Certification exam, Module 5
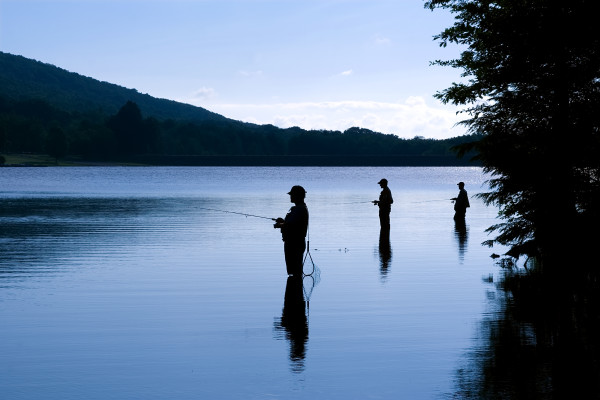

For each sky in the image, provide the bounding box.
[0,0,469,139]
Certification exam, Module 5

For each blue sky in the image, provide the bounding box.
[1,0,468,139]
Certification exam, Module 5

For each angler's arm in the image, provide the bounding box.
[273,217,285,229]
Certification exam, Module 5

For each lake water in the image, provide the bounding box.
[1,166,507,399]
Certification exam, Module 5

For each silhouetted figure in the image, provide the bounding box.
[378,230,393,279]
[274,276,308,373]
[373,178,393,231]
[454,217,468,263]
[274,185,309,277]
[451,181,470,220]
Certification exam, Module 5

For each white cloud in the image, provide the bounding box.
[373,34,391,46]
[339,69,353,76]
[190,87,217,101]
[238,70,263,77]
[198,97,467,140]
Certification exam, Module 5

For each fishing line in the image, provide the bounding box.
[409,194,478,204]
[198,203,319,279]
[195,206,276,221]
[408,199,454,204]
[337,194,478,206]
[334,200,376,205]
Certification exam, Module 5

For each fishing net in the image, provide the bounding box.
[302,241,319,277]
[302,242,321,304]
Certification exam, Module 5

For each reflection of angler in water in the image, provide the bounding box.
[274,276,309,373]
[454,217,468,263]
[378,229,393,280]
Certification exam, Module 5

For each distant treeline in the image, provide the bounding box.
[0,97,479,165]
[0,51,478,166]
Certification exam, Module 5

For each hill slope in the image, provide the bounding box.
[0,51,227,122]
[0,51,480,166]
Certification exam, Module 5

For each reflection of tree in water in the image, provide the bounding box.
[454,218,468,263]
[378,229,392,281]
[452,270,600,399]
[274,276,308,373]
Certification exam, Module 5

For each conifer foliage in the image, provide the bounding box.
[426,0,600,271]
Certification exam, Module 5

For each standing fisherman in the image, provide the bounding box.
[451,181,470,220]
[274,186,309,277]
[373,178,393,232]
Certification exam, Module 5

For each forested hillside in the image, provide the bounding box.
[0,52,479,165]
[0,52,226,122]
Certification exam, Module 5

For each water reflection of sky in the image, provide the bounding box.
[1,166,506,399]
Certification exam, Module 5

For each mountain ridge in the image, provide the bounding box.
[0,51,229,123]
[0,51,480,166]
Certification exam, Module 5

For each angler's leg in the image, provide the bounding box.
[379,210,390,232]
[284,241,306,276]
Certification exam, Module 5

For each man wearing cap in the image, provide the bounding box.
[274,185,309,277]
[373,179,393,231]
[451,182,470,220]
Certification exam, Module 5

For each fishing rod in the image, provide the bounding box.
[409,199,454,204]
[337,200,377,205]
[410,194,479,204]
[195,206,276,221]
[198,204,318,280]
[336,198,477,206]
[338,199,452,205]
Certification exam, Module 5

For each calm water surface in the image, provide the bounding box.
[0,167,505,399]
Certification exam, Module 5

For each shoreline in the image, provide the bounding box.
[1,154,480,167]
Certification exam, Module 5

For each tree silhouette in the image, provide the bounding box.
[107,101,145,155]
[426,0,600,273]
[45,125,68,163]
